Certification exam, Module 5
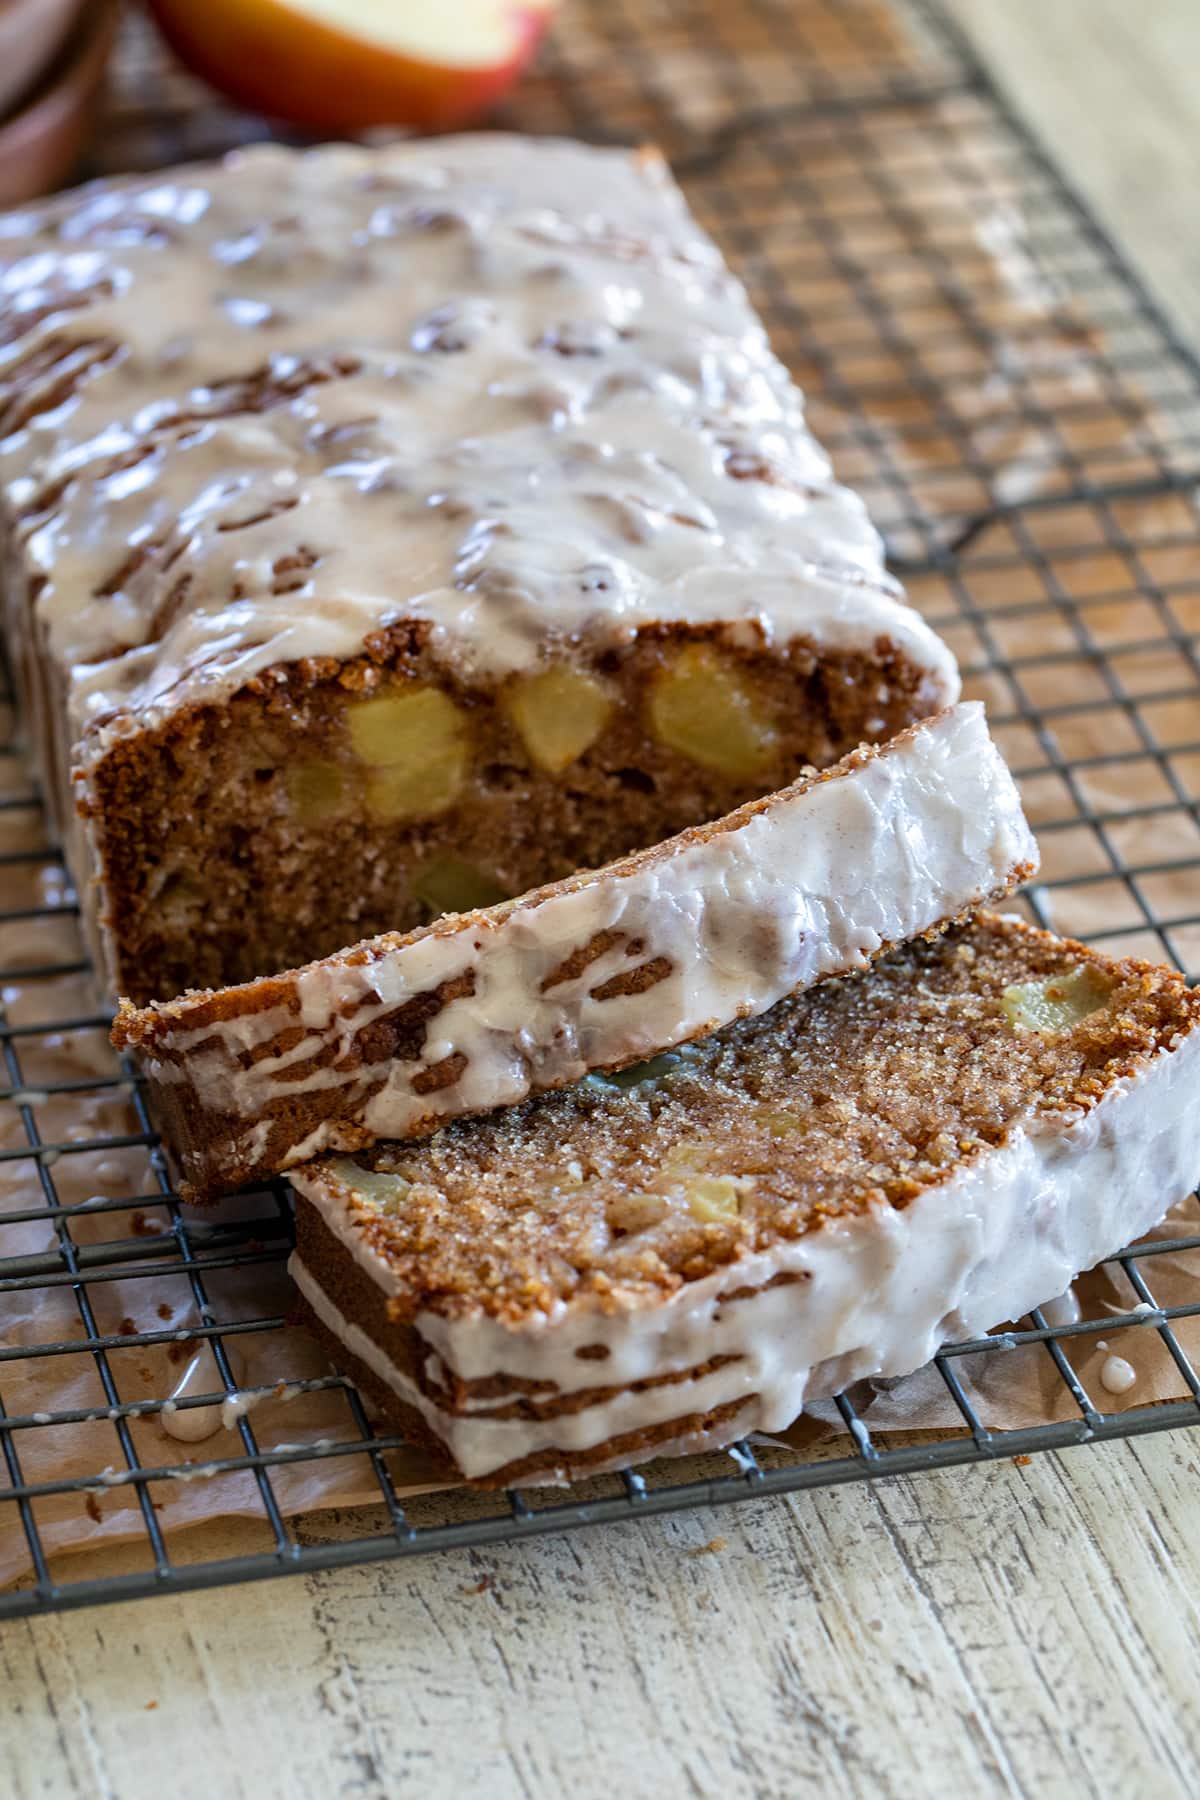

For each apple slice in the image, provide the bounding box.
[146,0,558,132]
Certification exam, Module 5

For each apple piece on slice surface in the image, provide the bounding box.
[146,0,557,132]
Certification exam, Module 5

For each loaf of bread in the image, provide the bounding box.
[288,915,1200,1485]
[0,136,957,1005]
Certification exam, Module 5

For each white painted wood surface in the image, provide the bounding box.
[6,1438,1200,1798]
[6,6,1200,1796]
[949,0,1200,345]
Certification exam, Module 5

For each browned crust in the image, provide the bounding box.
[291,1293,755,1489]
[295,1193,787,1413]
[292,1192,768,1484]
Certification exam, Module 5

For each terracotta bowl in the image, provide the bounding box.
[0,0,85,117]
[0,0,118,207]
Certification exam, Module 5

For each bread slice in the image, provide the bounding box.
[0,135,957,1004]
[286,914,1200,1486]
[114,703,1035,1199]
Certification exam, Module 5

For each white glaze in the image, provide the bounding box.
[0,136,956,759]
[130,703,1035,1187]
[1040,1285,1082,1327]
[159,1339,246,1444]
[289,1012,1200,1481]
[1099,1354,1137,1395]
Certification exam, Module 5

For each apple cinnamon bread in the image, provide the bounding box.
[113,703,1035,1200]
[0,135,957,1004]
[287,914,1200,1485]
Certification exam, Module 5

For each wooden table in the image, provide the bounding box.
[6,6,1200,1795]
[7,1438,1200,1795]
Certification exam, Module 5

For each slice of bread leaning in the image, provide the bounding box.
[114,702,1035,1198]
[287,913,1200,1485]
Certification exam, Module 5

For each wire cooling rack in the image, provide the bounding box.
[2,0,1200,1618]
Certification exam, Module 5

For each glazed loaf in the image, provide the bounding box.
[0,135,957,1004]
[288,915,1200,1485]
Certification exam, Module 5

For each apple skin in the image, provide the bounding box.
[145,0,555,133]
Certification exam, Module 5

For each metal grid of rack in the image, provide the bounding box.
[2,0,1199,1617]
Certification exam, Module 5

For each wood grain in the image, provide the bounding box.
[6,1437,1200,1798]
[6,5,1200,1795]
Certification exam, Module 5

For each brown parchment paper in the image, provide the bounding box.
[3,3,1200,1591]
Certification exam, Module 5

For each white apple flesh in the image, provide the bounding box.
[147,0,558,131]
